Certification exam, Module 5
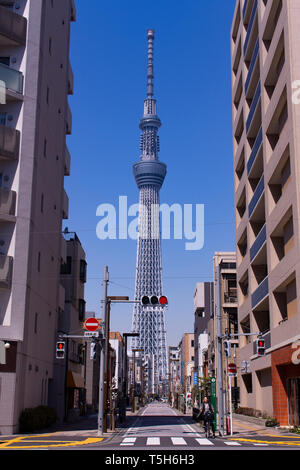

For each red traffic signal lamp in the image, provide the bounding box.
[56,341,65,359]
[141,295,168,306]
[256,338,265,356]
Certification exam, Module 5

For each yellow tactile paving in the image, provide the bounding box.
[229,437,300,446]
[0,434,103,449]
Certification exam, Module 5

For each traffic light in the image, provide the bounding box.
[141,295,168,306]
[56,341,65,359]
[256,338,265,356]
[224,339,231,358]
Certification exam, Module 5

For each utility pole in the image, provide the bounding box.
[98,265,109,437]
[216,264,225,437]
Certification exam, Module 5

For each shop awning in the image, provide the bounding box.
[67,370,85,388]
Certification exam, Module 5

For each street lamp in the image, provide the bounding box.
[131,348,144,412]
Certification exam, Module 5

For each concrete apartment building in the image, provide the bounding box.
[193,282,213,380]
[0,0,76,433]
[109,332,124,394]
[168,345,180,404]
[208,253,239,409]
[231,0,300,425]
[52,232,87,422]
[178,333,195,394]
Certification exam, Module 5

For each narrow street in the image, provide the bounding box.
[92,403,300,451]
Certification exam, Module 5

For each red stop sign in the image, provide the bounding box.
[84,318,99,332]
[228,363,237,374]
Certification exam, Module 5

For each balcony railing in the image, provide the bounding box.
[0,254,13,289]
[249,173,264,217]
[244,0,258,56]
[0,5,27,46]
[0,125,20,160]
[224,293,238,304]
[252,276,269,309]
[0,62,23,95]
[245,39,259,94]
[0,187,16,216]
[246,81,261,134]
[250,224,266,262]
[247,127,262,175]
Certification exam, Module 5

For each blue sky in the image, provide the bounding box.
[65,0,237,346]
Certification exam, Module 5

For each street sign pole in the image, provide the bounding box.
[98,266,109,437]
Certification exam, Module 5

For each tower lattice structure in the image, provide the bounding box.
[131,29,168,395]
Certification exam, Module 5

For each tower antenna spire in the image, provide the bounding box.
[146,29,155,98]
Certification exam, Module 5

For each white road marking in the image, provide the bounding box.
[195,438,214,446]
[224,441,242,446]
[146,437,160,446]
[171,437,187,446]
[120,437,136,446]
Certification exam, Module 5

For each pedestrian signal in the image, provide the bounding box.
[56,341,65,359]
[256,338,265,356]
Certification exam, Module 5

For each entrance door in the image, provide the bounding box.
[288,378,300,426]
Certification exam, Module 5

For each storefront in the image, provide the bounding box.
[271,341,300,426]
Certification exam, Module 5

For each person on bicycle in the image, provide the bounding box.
[199,396,215,438]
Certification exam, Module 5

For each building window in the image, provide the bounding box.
[61,256,72,275]
[78,299,86,321]
[79,260,87,283]
[34,313,38,334]
[191,340,194,347]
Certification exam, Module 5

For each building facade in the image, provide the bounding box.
[51,231,87,423]
[193,282,213,380]
[208,253,239,412]
[178,333,195,395]
[231,0,300,425]
[0,0,76,434]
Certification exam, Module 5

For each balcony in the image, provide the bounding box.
[68,60,74,95]
[0,187,16,217]
[0,125,20,160]
[247,127,262,175]
[249,174,264,217]
[244,0,258,57]
[0,63,23,98]
[62,189,69,220]
[64,145,71,176]
[65,102,72,135]
[245,39,259,94]
[250,224,266,262]
[246,81,261,134]
[0,5,27,46]
[0,254,13,289]
[252,276,269,309]
[224,292,238,304]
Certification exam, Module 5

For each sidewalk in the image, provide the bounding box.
[0,406,144,439]
[231,414,294,437]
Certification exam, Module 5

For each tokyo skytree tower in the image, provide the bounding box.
[131,30,168,394]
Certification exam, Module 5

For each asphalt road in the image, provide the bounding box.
[87,403,300,451]
[2,403,300,452]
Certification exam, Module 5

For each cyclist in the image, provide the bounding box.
[198,396,216,439]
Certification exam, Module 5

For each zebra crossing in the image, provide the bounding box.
[118,436,268,448]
